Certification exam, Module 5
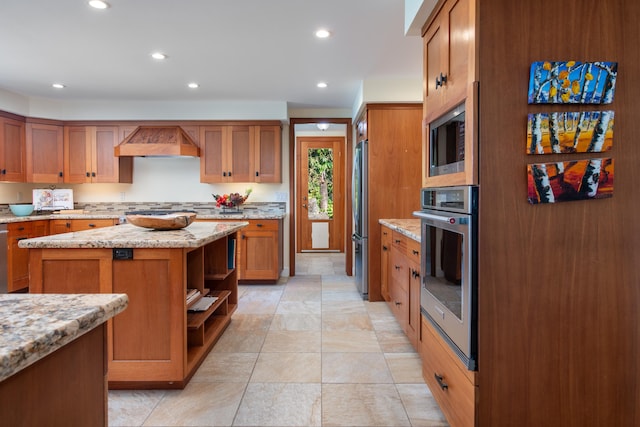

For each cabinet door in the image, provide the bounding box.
[200,126,227,183]
[7,222,31,292]
[93,126,132,183]
[69,219,116,232]
[254,125,281,183]
[380,226,392,301]
[64,126,91,183]
[26,123,64,183]
[49,219,72,235]
[424,15,445,116]
[0,117,26,182]
[228,125,254,182]
[407,259,421,349]
[238,221,279,280]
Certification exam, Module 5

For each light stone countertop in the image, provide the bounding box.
[18,221,248,249]
[379,218,421,242]
[0,293,128,382]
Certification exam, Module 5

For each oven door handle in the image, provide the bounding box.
[414,211,463,224]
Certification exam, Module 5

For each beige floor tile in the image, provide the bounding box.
[234,290,282,315]
[385,352,425,383]
[270,313,322,331]
[261,330,322,352]
[321,313,373,331]
[281,287,322,301]
[142,382,246,426]
[211,330,266,353]
[275,300,321,315]
[225,314,273,332]
[322,330,381,352]
[321,299,367,315]
[396,384,450,426]
[108,390,166,427]
[234,383,322,426]
[321,383,411,426]
[322,289,363,302]
[322,352,393,383]
[376,329,416,352]
[191,352,258,383]
[250,352,321,383]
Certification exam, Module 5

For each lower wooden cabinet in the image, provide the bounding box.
[384,226,421,349]
[49,218,118,235]
[198,218,283,282]
[7,220,49,292]
[421,316,477,427]
[380,227,392,301]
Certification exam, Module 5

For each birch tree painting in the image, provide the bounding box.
[528,61,617,104]
[526,111,614,154]
[527,158,613,204]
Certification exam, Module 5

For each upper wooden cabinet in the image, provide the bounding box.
[64,126,133,184]
[0,116,26,182]
[423,0,474,123]
[26,122,64,183]
[200,124,281,183]
[254,125,281,182]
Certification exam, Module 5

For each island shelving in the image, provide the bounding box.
[21,221,247,389]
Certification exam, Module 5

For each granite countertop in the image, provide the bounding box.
[18,221,248,249]
[0,202,286,224]
[0,293,128,382]
[379,218,421,242]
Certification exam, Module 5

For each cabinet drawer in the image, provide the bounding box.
[391,231,408,253]
[381,226,392,248]
[421,316,475,427]
[243,219,279,231]
[389,249,408,292]
[407,238,421,264]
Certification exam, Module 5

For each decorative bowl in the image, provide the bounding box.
[125,210,197,230]
[9,204,35,217]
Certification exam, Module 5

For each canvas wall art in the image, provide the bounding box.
[527,158,613,204]
[528,61,617,104]
[527,111,614,154]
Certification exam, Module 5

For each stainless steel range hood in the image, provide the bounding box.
[114,126,200,157]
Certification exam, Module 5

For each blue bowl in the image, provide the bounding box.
[9,204,34,216]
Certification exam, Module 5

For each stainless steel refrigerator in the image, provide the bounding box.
[352,139,368,299]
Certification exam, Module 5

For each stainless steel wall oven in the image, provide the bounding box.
[414,185,478,370]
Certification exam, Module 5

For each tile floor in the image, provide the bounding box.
[108,253,448,426]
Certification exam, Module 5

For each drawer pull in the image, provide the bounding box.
[382,245,388,251]
[411,269,420,279]
[395,301,401,306]
[394,265,401,270]
[434,373,449,390]
[412,249,419,255]
[394,239,401,243]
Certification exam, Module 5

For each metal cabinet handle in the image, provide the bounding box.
[256,223,263,227]
[434,373,448,390]
[435,73,448,89]
[255,171,259,177]
[382,245,388,251]
[394,265,401,270]
[412,250,419,255]
[394,239,401,243]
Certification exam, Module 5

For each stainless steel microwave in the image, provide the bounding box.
[429,103,466,177]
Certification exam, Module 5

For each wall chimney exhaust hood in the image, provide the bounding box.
[114,126,200,157]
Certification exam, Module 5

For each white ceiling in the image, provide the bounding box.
[0,0,423,111]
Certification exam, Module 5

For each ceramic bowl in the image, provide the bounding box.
[125,210,197,230]
[9,204,34,216]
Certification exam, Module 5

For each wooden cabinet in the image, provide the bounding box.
[421,316,476,427]
[28,228,239,388]
[200,124,281,183]
[7,220,49,292]
[380,226,392,301]
[383,227,421,350]
[49,218,118,235]
[357,104,423,302]
[0,115,26,182]
[64,126,133,183]
[25,122,64,183]
[423,0,474,123]
[254,125,281,182]
[237,219,282,282]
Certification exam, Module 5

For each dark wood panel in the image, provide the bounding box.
[43,259,102,293]
[476,1,640,425]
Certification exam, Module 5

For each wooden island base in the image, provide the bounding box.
[25,222,245,389]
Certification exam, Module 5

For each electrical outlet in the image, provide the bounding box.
[275,192,288,202]
[16,191,22,202]
[120,192,126,201]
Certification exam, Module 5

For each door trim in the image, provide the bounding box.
[288,118,353,277]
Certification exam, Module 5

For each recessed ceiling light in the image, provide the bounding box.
[88,0,109,9]
[188,83,199,89]
[52,83,65,89]
[317,82,328,88]
[151,52,167,60]
[315,29,331,38]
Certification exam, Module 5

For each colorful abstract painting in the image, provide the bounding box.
[528,61,617,104]
[527,111,614,154]
[527,158,613,204]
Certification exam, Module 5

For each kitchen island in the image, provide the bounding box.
[20,221,247,389]
[0,293,128,426]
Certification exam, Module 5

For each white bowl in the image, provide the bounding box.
[9,204,34,216]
